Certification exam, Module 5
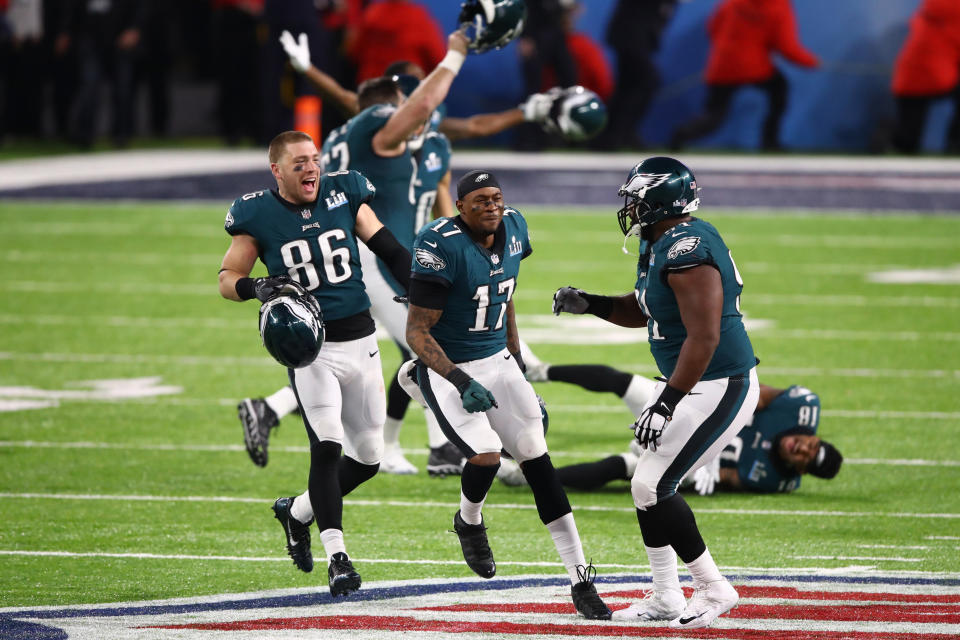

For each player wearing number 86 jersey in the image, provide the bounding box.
[224,168,375,322]
[218,131,413,596]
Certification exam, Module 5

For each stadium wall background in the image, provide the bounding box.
[425,0,948,152]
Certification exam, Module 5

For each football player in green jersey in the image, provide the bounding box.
[498,375,843,494]
[218,130,413,597]
[553,157,759,629]
[404,171,612,621]
[241,32,559,477]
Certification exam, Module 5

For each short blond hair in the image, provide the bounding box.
[268,130,314,164]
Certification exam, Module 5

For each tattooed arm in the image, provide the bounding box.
[406,304,456,376]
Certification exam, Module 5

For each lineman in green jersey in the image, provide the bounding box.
[553,157,759,629]
[404,171,612,621]
[218,131,413,597]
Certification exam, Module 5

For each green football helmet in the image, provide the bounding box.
[259,291,325,369]
[545,86,608,142]
[616,156,701,237]
[459,0,526,54]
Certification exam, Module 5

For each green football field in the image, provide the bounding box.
[1,201,958,609]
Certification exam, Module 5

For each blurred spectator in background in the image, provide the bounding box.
[137,0,172,138]
[212,0,265,146]
[347,0,444,83]
[592,0,676,151]
[315,0,362,132]
[263,0,326,142]
[1,0,45,140]
[63,0,150,148]
[47,0,75,140]
[890,0,960,154]
[670,0,818,151]
[515,0,576,150]
[541,2,613,102]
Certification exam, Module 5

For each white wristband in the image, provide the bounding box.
[438,50,465,74]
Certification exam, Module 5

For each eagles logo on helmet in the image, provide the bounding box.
[616,156,701,238]
[458,0,527,54]
[544,86,608,142]
[259,292,325,369]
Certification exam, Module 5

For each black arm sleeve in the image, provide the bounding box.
[365,227,412,291]
[409,276,450,310]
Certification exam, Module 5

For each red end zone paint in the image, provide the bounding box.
[602,586,960,604]
[420,601,960,624]
[144,615,960,640]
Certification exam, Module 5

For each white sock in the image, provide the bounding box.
[620,452,639,477]
[621,376,656,417]
[685,547,724,585]
[319,528,347,560]
[266,386,299,418]
[425,410,446,448]
[645,545,682,592]
[290,491,314,523]
[546,513,587,584]
[518,340,543,368]
[383,417,402,449]
[458,492,486,525]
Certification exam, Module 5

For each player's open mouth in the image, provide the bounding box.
[302,178,316,193]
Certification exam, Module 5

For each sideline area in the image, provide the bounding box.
[2,150,960,211]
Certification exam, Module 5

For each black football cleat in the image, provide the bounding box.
[327,552,362,596]
[239,398,279,467]
[452,510,496,579]
[272,497,313,573]
[571,562,612,620]
[427,442,466,477]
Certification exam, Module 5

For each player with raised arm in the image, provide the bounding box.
[553,157,759,628]
[218,130,412,597]
[241,9,551,476]
[403,170,612,620]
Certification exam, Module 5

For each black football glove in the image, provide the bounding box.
[632,384,685,452]
[253,275,306,302]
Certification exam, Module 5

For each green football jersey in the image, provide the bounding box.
[634,218,756,380]
[224,170,375,322]
[721,386,821,492]
[413,131,452,233]
[411,209,532,363]
[320,104,418,249]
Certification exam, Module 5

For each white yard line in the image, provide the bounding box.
[2,441,959,468]
[1,351,958,382]
[0,492,957,519]
[791,555,923,563]
[4,313,960,342]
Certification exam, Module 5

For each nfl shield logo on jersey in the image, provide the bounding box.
[300,209,311,219]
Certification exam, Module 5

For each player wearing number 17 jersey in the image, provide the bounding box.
[403,170,612,621]
[553,157,759,628]
[217,131,413,597]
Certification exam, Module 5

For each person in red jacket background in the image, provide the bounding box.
[541,4,613,102]
[890,0,960,153]
[671,0,818,151]
[346,0,445,83]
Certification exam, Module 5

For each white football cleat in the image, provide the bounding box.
[611,588,685,621]
[380,445,418,475]
[669,579,738,629]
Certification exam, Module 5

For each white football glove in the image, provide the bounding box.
[632,404,671,452]
[692,456,720,496]
[552,286,590,315]
[520,90,554,123]
[279,30,311,73]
